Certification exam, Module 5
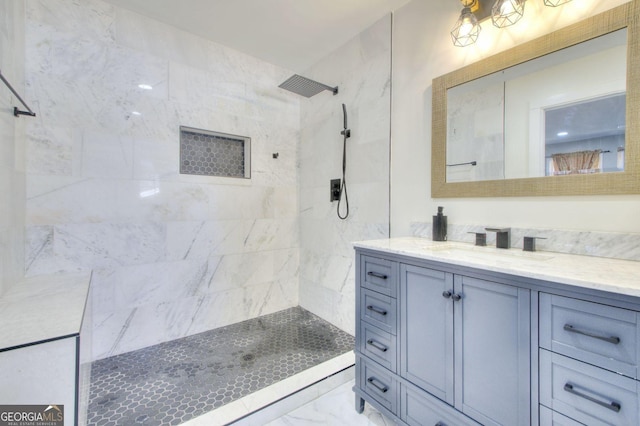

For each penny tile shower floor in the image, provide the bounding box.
[87,307,354,425]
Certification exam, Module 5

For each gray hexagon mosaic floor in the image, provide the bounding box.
[87,307,354,425]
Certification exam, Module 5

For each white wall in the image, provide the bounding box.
[24,0,301,359]
[0,0,26,296]
[298,16,391,335]
[391,0,638,236]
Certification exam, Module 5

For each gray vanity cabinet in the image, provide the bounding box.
[400,264,531,426]
[355,249,530,426]
[355,238,640,425]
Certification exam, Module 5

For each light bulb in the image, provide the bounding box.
[451,7,481,47]
[491,0,525,28]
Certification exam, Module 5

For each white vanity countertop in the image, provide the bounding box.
[0,272,91,351]
[355,237,640,298]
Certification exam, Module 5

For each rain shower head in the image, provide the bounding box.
[278,74,338,98]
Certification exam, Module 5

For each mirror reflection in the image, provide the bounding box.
[446,28,627,183]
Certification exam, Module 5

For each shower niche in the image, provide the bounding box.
[180,126,251,179]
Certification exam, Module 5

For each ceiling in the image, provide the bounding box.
[101,0,411,71]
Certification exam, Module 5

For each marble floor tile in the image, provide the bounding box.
[262,379,393,426]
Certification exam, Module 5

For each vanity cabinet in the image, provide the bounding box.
[539,293,640,425]
[354,238,640,425]
[355,251,530,425]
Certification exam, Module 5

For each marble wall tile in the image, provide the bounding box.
[27,0,116,44]
[81,130,134,179]
[93,277,298,359]
[298,13,392,332]
[25,0,300,359]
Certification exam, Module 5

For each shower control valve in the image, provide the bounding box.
[330,179,341,202]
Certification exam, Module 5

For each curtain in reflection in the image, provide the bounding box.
[551,150,602,175]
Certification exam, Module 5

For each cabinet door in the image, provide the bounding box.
[454,275,531,426]
[400,264,454,405]
[401,382,481,426]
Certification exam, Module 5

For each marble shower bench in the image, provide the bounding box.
[0,272,91,426]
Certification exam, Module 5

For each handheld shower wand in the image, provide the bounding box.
[337,103,351,220]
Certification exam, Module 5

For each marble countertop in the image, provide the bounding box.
[0,272,91,351]
[354,237,640,298]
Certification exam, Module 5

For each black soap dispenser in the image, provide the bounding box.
[432,206,448,241]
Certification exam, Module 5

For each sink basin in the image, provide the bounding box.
[424,243,554,262]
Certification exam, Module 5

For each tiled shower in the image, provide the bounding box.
[2,0,392,419]
[22,0,390,362]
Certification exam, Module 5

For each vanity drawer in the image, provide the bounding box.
[360,255,397,297]
[357,355,399,414]
[539,406,585,426]
[540,349,639,426]
[360,288,397,335]
[359,321,397,372]
[540,293,640,378]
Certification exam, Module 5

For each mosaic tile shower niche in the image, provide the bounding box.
[180,126,251,178]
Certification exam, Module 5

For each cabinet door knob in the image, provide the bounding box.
[442,290,452,299]
[452,293,462,301]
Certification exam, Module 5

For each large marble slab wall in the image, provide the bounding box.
[24,0,301,360]
[0,0,26,296]
[298,16,392,335]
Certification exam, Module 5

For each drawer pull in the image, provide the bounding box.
[367,271,388,280]
[367,377,388,393]
[563,324,621,345]
[563,383,621,413]
[367,339,388,352]
[367,305,388,316]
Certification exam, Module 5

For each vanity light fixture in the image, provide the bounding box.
[451,0,482,47]
[491,0,525,28]
[544,0,572,6]
[451,0,573,46]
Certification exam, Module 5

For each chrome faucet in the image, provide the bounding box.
[485,227,511,249]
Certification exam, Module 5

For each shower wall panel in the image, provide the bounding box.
[0,0,26,296]
[23,0,301,360]
[298,16,392,335]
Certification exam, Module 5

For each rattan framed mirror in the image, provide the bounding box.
[432,0,639,197]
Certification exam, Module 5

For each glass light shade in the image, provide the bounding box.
[451,7,481,47]
[544,0,572,6]
[491,0,525,28]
